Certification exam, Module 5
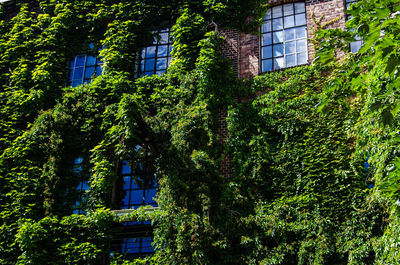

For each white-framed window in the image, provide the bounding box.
[261,2,308,72]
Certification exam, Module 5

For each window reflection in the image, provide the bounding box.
[261,2,308,72]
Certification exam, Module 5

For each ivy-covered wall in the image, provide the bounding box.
[1,0,400,264]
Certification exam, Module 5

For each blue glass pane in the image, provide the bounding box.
[273,31,284,43]
[125,238,140,253]
[156,70,166,76]
[70,58,75,68]
[146,46,156,58]
[159,32,169,44]
[141,237,154,253]
[297,53,307,65]
[296,39,307,53]
[272,6,282,18]
[272,18,283,31]
[262,21,271,33]
[264,9,271,20]
[86,55,96,66]
[285,41,296,54]
[262,33,272,46]
[75,55,86,67]
[283,3,294,16]
[123,176,131,190]
[145,188,156,204]
[295,27,307,39]
[285,28,295,41]
[274,57,284,70]
[96,66,102,76]
[286,54,296,67]
[131,190,144,205]
[157,45,168,57]
[262,46,272,59]
[73,67,84,81]
[273,44,284,57]
[284,16,295,28]
[122,163,131,174]
[84,66,95,79]
[295,14,306,26]
[262,59,273,72]
[122,192,130,206]
[145,59,155,71]
[72,80,82,87]
[295,2,305,13]
[168,45,173,55]
[156,58,167,70]
[82,181,90,191]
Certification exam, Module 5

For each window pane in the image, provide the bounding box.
[297,53,307,64]
[157,45,168,57]
[295,27,307,39]
[96,66,102,76]
[285,28,295,41]
[273,44,284,57]
[273,18,283,30]
[283,3,294,16]
[286,54,296,67]
[262,21,272,33]
[122,192,130,206]
[296,39,307,53]
[145,58,155,71]
[156,70,166,76]
[125,238,140,254]
[264,9,271,20]
[274,57,284,70]
[273,31,284,43]
[285,41,296,54]
[86,55,96,66]
[145,188,156,204]
[295,2,305,13]
[262,59,273,72]
[75,55,86,67]
[159,32,169,44]
[141,237,154,253]
[262,46,272,59]
[73,67,83,80]
[272,6,282,18]
[84,66,95,79]
[123,176,131,190]
[262,33,273,46]
[131,190,144,205]
[145,46,156,58]
[156,58,167,70]
[284,16,295,28]
[295,14,306,26]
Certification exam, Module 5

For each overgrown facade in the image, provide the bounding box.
[1,0,400,264]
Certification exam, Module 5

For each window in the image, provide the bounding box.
[121,236,154,255]
[261,2,308,72]
[68,50,103,87]
[121,145,157,209]
[346,0,362,53]
[139,28,173,76]
[73,157,89,214]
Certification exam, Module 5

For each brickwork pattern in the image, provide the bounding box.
[305,0,346,61]
[238,32,259,79]
[218,108,232,178]
[220,29,239,78]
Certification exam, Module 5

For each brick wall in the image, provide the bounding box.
[220,29,239,78]
[305,0,346,61]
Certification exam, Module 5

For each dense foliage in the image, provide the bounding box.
[1,0,400,264]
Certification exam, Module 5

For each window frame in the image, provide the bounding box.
[260,2,308,73]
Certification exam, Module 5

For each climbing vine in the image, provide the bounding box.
[1,0,400,264]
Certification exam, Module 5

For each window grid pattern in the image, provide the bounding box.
[73,157,89,214]
[346,0,362,53]
[121,145,157,209]
[69,54,103,87]
[121,236,154,255]
[261,2,308,72]
[140,28,173,76]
